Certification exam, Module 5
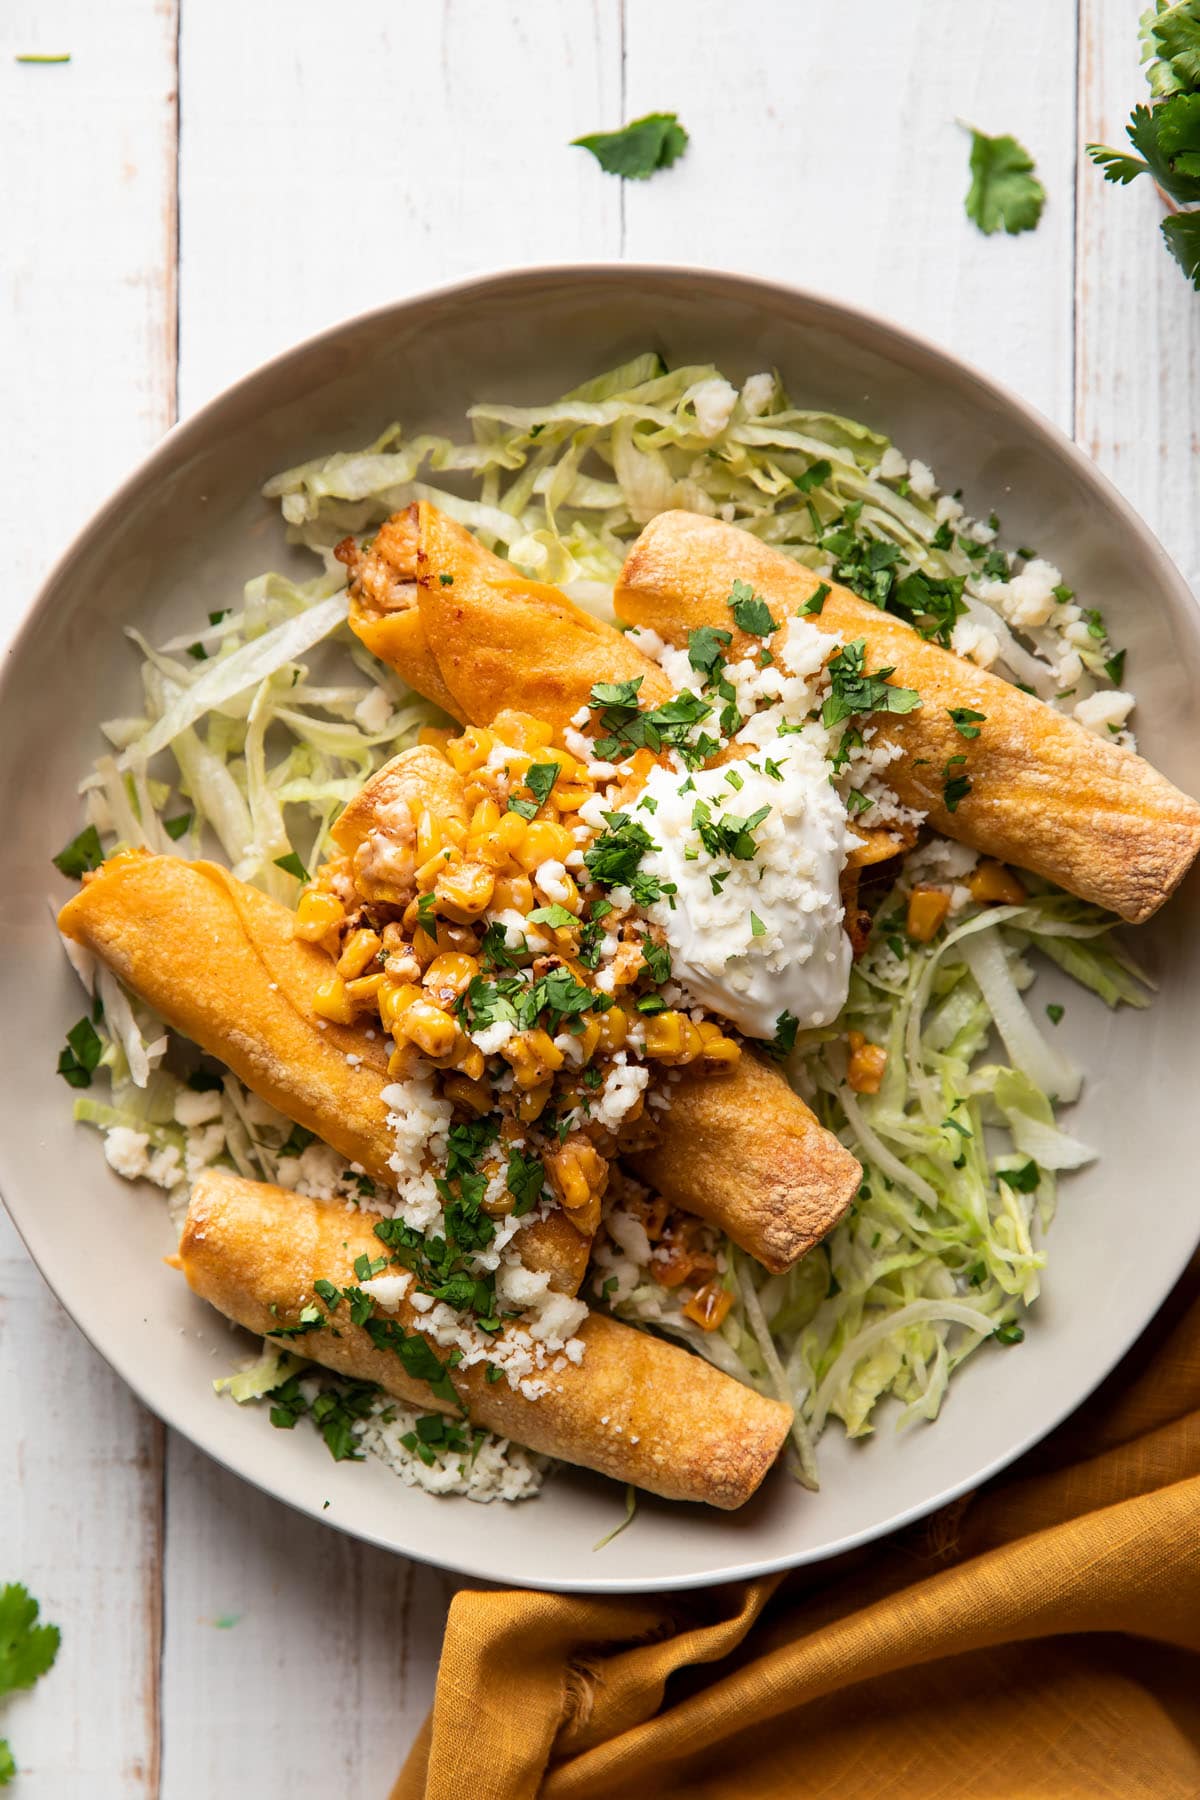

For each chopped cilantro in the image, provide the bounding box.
[52,823,103,878]
[687,624,732,681]
[890,570,967,647]
[583,813,659,889]
[794,457,832,494]
[1046,1002,1064,1025]
[163,812,193,840]
[527,904,578,931]
[821,638,921,728]
[273,851,308,882]
[439,573,454,586]
[749,911,766,938]
[640,936,671,983]
[279,1123,317,1158]
[506,1148,547,1216]
[845,788,872,817]
[727,578,779,637]
[942,755,972,813]
[992,1320,1025,1345]
[56,1015,103,1088]
[1105,648,1127,685]
[186,641,208,661]
[768,1009,799,1059]
[801,580,831,616]
[948,706,986,739]
[1001,1160,1041,1193]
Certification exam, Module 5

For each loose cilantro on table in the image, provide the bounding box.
[0,1582,61,1785]
[571,111,689,181]
[963,123,1046,236]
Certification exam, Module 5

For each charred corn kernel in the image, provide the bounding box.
[502,1028,565,1089]
[547,1139,608,1215]
[453,1044,486,1082]
[496,811,530,853]
[417,725,453,754]
[344,971,384,1006]
[847,1029,887,1094]
[384,950,422,985]
[906,885,952,943]
[470,829,516,872]
[682,1281,734,1332]
[434,859,495,922]
[492,709,553,751]
[596,1006,629,1054]
[396,998,459,1060]
[445,725,494,774]
[312,974,356,1024]
[517,1079,554,1124]
[336,928,382,979]
[378,980,422,1031]
[422,952,479,1000]
[696,1019,741,1065]
[294,889,345,942]
[442,1072,492,1116]
[514,820,576,871]
[967,860,1026,905]
[493,873,534,914]
[409,924,440,968]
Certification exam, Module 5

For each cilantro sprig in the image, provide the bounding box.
[1087,12,1200,289]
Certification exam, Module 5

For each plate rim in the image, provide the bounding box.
[4,259,1197,1592]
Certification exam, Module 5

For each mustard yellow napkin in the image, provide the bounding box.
[394,1261,1200,1800]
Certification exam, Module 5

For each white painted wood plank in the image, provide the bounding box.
[163,6,624,1793]
[622,0,1079,429]
[1077,0,1200,594]
[177,0,624,413]
[0,5,178,1791]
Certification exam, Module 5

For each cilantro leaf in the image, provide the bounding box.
[57,1014,104,1088]
[890,570,967,647]
[948,706,986,739]
[687,625,732,681]
[727,579,779,637]
[0,1739,13,1785]
[1141,0,1200,97]
[571,111,689,180]
[963,124,1046,235]
[821,638,921,728]
[52,824,103,878]
[801,581,831,616]
[1104,647,1127,685]
[1163,209,1200,288]
[794,458,832,494]
[583,813,660,889]
[506,1148,547,1216]
[527,904,578,931]
[1090,96,1200,206]
[0,1585,61,1699]
[273,851,308,882]
[163,812,193,841]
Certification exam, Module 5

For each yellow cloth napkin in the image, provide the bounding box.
[394,1260,1200,1800]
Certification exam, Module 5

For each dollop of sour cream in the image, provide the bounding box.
[626,738,853,1040]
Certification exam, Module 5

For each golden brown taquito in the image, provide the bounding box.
[57,852,589,1294]
[616,511,1200,923]
[632,1053,862,1273]
[335,750,862,1269]
[347,501,674,734]
[181,1170,794,1509]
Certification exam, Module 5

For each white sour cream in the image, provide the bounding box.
[626,739,852,1039]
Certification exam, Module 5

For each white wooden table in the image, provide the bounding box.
[1,2,1196,1792]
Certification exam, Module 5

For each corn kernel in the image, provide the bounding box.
[906,885,952,943]
[967,860,1026,905]
[396,998,459,1060]
[344,971,384,1006]
[496,811,530,853]
[547,1139,608,1215]
[336,928,382,979]
[514,820,576,871]
[468,797,503,838]
[387,1041,421,1081]
[378,980,422,1031]
[422,952,479,1003]
[492,709,552,751]
[442,1073,492,1116]
[434,859,495,923]
[596,1006,628,1054]
[552,781,591,813]
[682,1281,734,1332]
[516,1079,554,1124]
[294,889,345,943]
[502,1028,564,1088]
[493,873,534,914]
[417,726,454,754]
[312,974,356,1025]
[696,1019,741,1065]
[445,725,494,774]
[642,1011,705,1065]
[453,1044,486,1082]
[847,1029,887,1094]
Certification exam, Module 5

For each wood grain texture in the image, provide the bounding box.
[622,0,1079,426]
[1077,0,1200,592]
[0,3,177,1794]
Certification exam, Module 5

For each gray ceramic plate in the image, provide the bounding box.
[3,266,1198,1592]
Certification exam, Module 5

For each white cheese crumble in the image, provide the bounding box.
[1073,689,1136,736]
[690,376,738,439]
[739,371,776,417]
[353,686,393,735]
[353,1400,545,1501]
[592,1057,650,1132]
[624,737,853,1038]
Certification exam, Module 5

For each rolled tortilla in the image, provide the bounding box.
[347,501,674,734]
[57,851,589,1295]
[616,511,1200,924]
[181,1169,793,1509]
[631,1052,862,1272]
[331,748,863,1270]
